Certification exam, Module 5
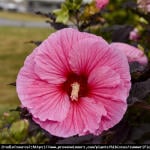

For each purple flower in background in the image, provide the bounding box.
[137,0,150,13]
[129,28,140,41]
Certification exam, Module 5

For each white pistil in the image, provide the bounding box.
[70,82,80,101]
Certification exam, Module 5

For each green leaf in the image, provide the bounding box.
[81,1,99,19]
[65,0,82,10]
[53,4,69,24]
[9,119,29,142]
[0,128,12,144]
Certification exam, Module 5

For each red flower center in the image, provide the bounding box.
[61,73,89,101]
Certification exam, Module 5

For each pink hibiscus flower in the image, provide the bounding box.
[110,42,148,65]
[96,0,109,9]
[16,28,131,137]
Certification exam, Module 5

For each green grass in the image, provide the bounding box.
[0,11,46,22]
[0,26,54,115]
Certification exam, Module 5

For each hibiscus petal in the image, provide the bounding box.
[16,50,70,122]
[96,46,131,92]
[88,66,128,102]
[17,72,70,122]
[29,88,70,122]
[88,66,120,88]
[87,57,128,132]
[33,97,107,137]
[34,28,105,84]
[69,38,109,75]
[97,46,131,88]
[110,42,148,65]
[95,98,127,134]
[92,83,129,103]
[34,41,69,84]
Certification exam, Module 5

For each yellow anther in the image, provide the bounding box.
[70,82,80,101]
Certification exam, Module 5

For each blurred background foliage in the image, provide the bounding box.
[0,0,150,144]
